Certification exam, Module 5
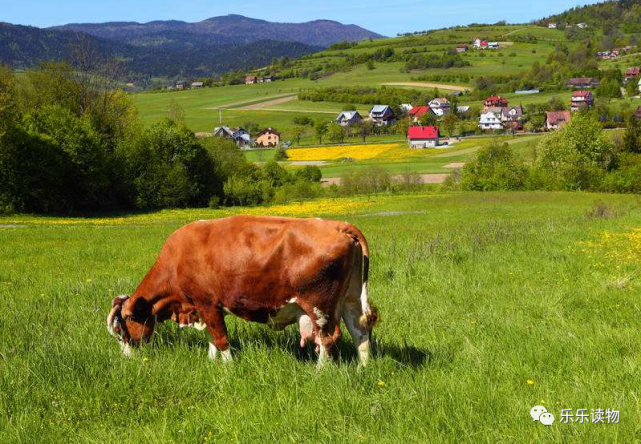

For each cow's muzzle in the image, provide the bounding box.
[107,295,132,355]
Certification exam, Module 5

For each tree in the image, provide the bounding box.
[534,113,613,190]
[419,111,438,127]
[166,99,185,124]
[356,120,373,142]
[315,121,329,144]
[328,123,345,143]
[119,121,217,209]
[623,114,641,154]
[290,125,307,145]
[442,113,459,137]
[626,77,639,98]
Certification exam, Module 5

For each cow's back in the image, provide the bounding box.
[161,216,357,321]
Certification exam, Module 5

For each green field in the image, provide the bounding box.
[133,24,575,138]
[1,191,640,442]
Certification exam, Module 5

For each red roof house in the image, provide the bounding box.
[483,96,508,110]
[545,111,571,130]
[408,126,440,148]
[626,67,640,81]
[408,106,433,121]
[570,91,594,111]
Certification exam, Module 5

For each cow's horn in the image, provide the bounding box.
[107,295,129,339]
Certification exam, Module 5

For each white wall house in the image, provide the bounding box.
[479,108,504,130]
[428,98,451,117]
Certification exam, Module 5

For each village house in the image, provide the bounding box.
[369,105,394,126]
[191,82,204,89]
[176,82,186,91]
[483,96,508,111]
[408,126,440,148]
[428,98,451,117]
[487,42,500,50]
[479,107,504,130]
[577,22,588,29]
[245,75,257,85]
[408,106,433,123]
[256,128,281,147]
[213,126,253,148]
[455,44,468,53]
[625,68,640,83]
[545,111,571,131]
[566,77,599,89]
[570,91,594,112]
[473,38,489,49]
[335,111,363,127]
[400,104,414,113]
[501,106,523,123]
[548,23,557,29]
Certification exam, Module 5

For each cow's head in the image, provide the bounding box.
[107,295,156,356]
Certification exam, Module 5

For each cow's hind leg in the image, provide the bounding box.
[301,302,340,368]
[343,275,372,367]
[200,307,232,363]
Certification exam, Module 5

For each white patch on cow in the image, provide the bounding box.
[193,321,207,331]
[316,343,329,369]
[120,342,133,357]
[221,349,233,363]
[287,297,298,304]
[342,304,371,367]
[316,217,322,221]
[223,307,233,316]
[313,307,328,327]
[357,340,370,367]
[179,323,191,329]
[208,342,218,360]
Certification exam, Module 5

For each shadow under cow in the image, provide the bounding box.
[148,323,430,368]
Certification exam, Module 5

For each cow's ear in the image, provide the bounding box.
[122,296,152,321]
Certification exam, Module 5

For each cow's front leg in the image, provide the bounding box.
[201,307,232,363]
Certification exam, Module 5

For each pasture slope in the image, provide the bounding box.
[1,191,640,443]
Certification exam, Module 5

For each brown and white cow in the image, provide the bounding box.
[107,216,377,366]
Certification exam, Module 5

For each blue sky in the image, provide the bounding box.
[5,1,597,35]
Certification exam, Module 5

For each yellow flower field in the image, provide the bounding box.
[0,198,377,226]
[286,143,440,161]
[580,228,641,266]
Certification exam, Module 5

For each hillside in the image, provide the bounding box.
[538,0,641,33]
[51,15,384,48]
[0,22,320,79]
[0,22,136,70]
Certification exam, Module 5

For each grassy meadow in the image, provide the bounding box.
[1,191,640,443]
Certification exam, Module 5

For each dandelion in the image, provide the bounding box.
[86,278,92,283]
[526,379,535,386]
[377,380,386,387]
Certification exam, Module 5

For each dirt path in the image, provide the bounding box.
[382,82,470,92]
[322,173,449,187]
[237,95,297,110]
[204,93,297,110]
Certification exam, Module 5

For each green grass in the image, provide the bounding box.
[1,191,640,443]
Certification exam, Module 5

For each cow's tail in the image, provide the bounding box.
[344,224,379,330]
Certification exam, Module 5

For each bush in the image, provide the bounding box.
[295,165,323,183]
[461,140,529,191]
[602,153,641,193]
[533,113,613,191]
[223,175,264,207]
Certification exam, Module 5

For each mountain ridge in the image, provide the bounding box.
[50,14,384,47]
